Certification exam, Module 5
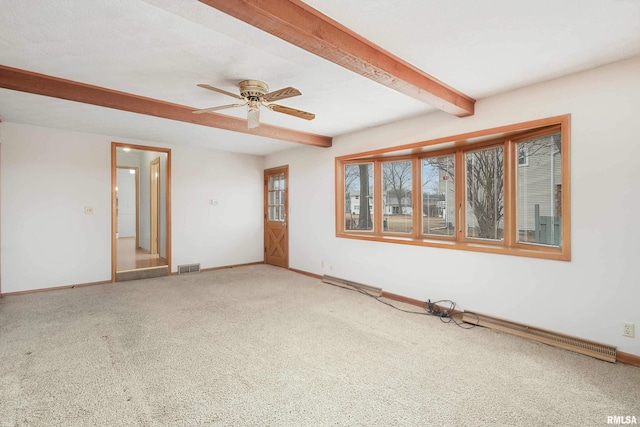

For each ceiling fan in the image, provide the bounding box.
[193,80,315,128]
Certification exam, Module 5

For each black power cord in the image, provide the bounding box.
[350,287,479,329]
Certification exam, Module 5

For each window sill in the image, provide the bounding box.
[336,232,570,261]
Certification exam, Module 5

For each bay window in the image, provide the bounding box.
[335,115,570,261]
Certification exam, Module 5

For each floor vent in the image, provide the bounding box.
[462,312,617,363]
[322,275,382,297]
[177,263,201,275]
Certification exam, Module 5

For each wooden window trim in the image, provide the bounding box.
[336,115,571,261]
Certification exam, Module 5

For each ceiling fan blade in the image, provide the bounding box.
[263,87,301,102]
[268,104,315,120]
[197,83,244,100]
[247,107,260,129]
[192,103,245,114]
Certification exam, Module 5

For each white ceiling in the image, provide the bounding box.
[1,0,639,155]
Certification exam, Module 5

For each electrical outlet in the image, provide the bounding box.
[623,322,635,338]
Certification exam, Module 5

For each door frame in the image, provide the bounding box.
[111,142,172,282]
[149,157,160,255]
[264,165,289,268]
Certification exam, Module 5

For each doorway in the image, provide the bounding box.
[264,166,288,268]
[112,143,171,281]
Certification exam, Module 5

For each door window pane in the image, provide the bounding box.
[466,146,504,240]
[422,156,455,236]
[517,132,562,247]
[267,173,285,222]
[382,160,413,233]
[344,163,374,231]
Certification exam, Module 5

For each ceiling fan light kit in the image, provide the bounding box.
[194,79,315,128]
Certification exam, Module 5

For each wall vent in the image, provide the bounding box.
[462,312,617,363]
[177,263,200,275]
[322,275,382,297]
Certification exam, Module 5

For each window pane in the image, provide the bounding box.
[466,146,504,240]
[344,163,374,231]
[267,172,285,222]
[517,132,562,247]
[422,156,455,236]
[382,160,413,233]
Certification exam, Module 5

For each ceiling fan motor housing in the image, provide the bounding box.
[240,80,269,100]
[194,79,314,125]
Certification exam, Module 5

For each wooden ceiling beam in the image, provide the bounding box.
[199,0,475,117]
[0,65,332,148]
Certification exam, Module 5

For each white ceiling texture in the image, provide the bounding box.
[1,0,639,155]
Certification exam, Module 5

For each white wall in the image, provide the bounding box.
[116,168,136,237]
[0,123,264,293]
[171,145,264,269]
[265,56,640,356]
[0,124,112,290]
[116,151,142,242]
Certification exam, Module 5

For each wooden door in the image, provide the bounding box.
[150,157,160,255]
[264,166,288,268]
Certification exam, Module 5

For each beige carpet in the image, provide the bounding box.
[0,265,638,426]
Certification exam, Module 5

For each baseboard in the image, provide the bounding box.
[381,291,466,318]
[0,280,112,298]
[381,291,425,308]
[617,351,640,367]
[322,275,382,296]
[289,268,323,280]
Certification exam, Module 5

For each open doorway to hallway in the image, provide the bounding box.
[112,143,171,281]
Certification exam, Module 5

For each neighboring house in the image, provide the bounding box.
[348,191,424,216]
[517,133,562,245]
[422,192,446,219]
[383,191,413,215]
[346,193,372,215]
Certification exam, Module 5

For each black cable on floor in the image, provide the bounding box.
[350,287,479,329]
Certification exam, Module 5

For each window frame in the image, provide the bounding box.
[380,156,415,237]
[335,115,571,261]
[462,142,506,244]
[342,160,376,234]
[419,149,457,240]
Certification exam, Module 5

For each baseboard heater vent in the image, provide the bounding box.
[322,275,382,297]
[177,263,201,275]
[462,312,617,363]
